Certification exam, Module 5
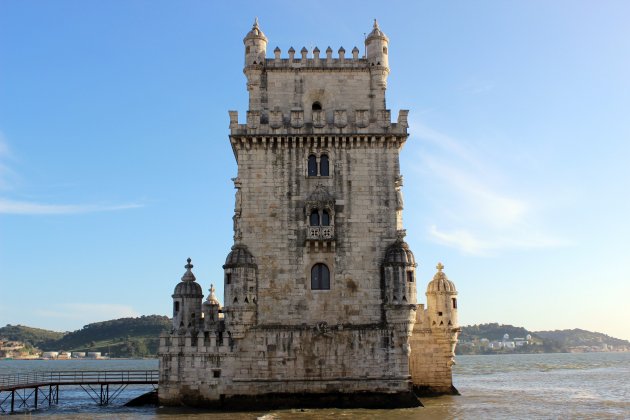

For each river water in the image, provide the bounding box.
[1,352,628,418]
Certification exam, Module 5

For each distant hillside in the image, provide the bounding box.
[1,316,172,358]
[535,328,630,350]
[0,324,65,347]
[459,323,535,342]
[458,323,630,354]
[43,315,171,357]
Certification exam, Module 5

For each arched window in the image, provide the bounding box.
[321,210,330,226]
[308,154,317,176]
[309,209,320,226]
[320,154,329,176]
[312,102,322,111]
[311,263,330,290]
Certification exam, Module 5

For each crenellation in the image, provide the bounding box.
[159,20,459,409]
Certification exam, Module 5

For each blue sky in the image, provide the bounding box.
[1,1,629,340]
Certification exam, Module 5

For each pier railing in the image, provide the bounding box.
[0,370,159,413]
[0,370,158,391]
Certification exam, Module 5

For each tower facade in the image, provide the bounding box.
[158,20,460,408]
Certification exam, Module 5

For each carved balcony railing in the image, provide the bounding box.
[307,226,335,241]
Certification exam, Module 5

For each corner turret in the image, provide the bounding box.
[426,263,458,328]
[365,19,389,69]
[172,258,203,332]
[243,17,267,67]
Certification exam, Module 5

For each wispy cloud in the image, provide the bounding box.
[34,303,139,325]
[0,131,143,215]
[409,119,566,255]
[0,199,142,215]
[459,79,495,95]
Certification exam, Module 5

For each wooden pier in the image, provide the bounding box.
[0,370,158,414]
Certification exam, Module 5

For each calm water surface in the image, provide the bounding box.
[1,352,628,418]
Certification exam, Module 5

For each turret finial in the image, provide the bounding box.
[181,257,196,282]
[253,17,259,29]
[373,19,379,29]
[210,284,216,296]
[436,262,444,272]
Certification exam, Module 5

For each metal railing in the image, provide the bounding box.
[0,370,158,391]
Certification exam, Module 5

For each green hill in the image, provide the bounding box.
[535,328,630,350]
[1,315,172,358]
[457,323,630,354]
[459,323,535,342]
[0,324,65,347]
[43,315,172,357]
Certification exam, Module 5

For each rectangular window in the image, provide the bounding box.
[226,273,232,285]
[452,298,457,309]
[407,271,414,282]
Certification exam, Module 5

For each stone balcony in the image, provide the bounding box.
[307,226,335,241]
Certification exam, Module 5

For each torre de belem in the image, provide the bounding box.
[158,20,460,409]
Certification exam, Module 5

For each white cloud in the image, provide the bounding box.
[0,199,142,215]
[34,304,139,325]
[409,119,566,255]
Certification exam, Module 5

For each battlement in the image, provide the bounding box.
[243,46,383,70]
[228,109,409,136]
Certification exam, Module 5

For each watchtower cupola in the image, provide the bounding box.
[172,258,203,332]
[365,19,389,69]
[426,262,459,328]
[243,17,268,67]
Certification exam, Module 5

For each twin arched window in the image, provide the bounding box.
[308,154,329,177]
[309,209,330,226]
[311,263,330,290]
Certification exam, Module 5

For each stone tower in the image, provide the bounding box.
[158,20,460,409]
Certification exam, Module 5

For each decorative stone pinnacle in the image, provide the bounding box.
[253,17,259,29]
[374,19,379,29]
[210,284,215,295]
[436,262,444,272]
[181,258,196,282]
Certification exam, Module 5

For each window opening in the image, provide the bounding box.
[174,301,180,314]
[452,298,457,309]
[407,271,414,282]
[309,210,320,226]
[226,273,232,285]
[312,102,322,111]
[311,263,330,290]
[308,155,318,176]
[320,154,329,176]
[321,210,330,226]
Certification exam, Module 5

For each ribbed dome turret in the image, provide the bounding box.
[427,263,457,293]
[366,19,388,42]
[223,245,256,268]
[383,239,416,266]
[173,258,202,297]
[243,17,267,42]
